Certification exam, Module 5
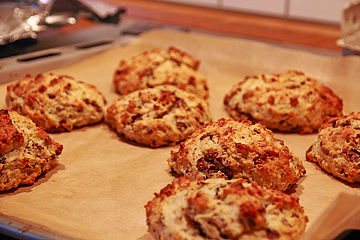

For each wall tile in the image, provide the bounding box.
[289,0,353,23]
[159,0,219,8]
[222,0,286,16]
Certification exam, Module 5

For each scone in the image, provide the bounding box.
[168,118,305,191]
[106,85,212,147]
[0,109,63,191]
[224,70,343,134]
[145,177,308,240]
[6,73,107,132]
[306,112,360,183]
[113,46,209,99]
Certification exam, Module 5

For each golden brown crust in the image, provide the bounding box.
[0,110,63,191]
[306,112,360,183]
[6,73,106,132]
[145,178,308,240]
[168,118,305,191]
[224,70,343,134]
[106,85,212,147]
[0,109,24,154]
[113,46,209,99]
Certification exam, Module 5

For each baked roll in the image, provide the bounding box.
[113,46,209,99]
[145,177,308,240]
[224,70,343,133]
[169,118,305,191]
[306,112,360,183]
[0,109,63,191]
[106,85,211,147]
[6,73,107,132]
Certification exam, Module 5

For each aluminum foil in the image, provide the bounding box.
[0,0,125,45]
[0,1,51,45]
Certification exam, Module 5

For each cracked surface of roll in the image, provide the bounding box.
[169,118,305,191]
[106,85,212,147]
[306,112,360,183]
[0,109,63,191]
[6,73,107,132]
[224,70,343,133]
[145,177,308,240]
[113,46,209,99]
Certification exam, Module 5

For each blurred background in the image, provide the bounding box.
[0,0,359,63]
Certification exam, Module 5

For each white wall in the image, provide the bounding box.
[157,0,355,24]
[222,0,286,16]
[162,0,218,7]
[288,0,353,23]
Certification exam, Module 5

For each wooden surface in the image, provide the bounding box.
[102,0,342,52]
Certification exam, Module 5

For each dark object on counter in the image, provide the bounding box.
[334,229,360,240]
[89,8,126,24]
[0,38,38,58]
[49,0,126,25]
[342,48,360,56]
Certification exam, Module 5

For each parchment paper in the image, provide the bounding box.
[0,29,359,240]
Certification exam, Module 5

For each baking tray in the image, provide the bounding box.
[0,29,359,240]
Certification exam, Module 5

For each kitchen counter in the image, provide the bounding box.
[104,0,342,52]
[0,0,342,60]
